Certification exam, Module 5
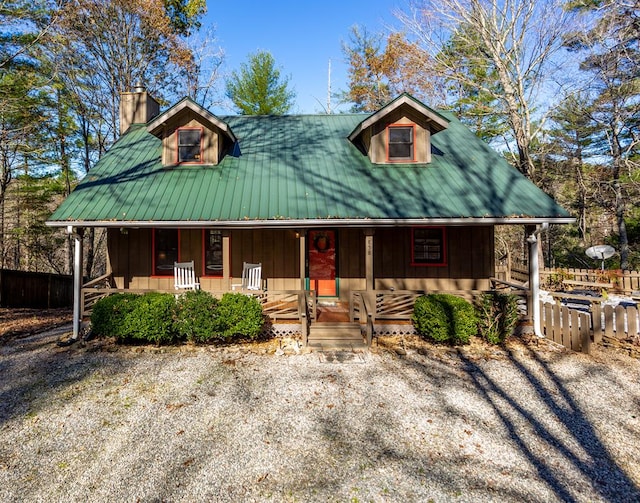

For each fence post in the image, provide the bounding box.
[580,312,591,354]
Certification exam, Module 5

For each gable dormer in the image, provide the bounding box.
[146,97,236,166]
[348,93,449,164]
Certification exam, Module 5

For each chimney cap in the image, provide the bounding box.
[133,83,146,93]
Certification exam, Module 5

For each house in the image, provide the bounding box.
[46,88,572,343]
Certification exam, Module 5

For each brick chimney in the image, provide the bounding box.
[119,84,160,135]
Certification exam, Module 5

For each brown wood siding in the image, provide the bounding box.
[161,112,220,165]
[370,106,431,164]
[337,229,365,278]
[374,226,494,291]
[230,229,300,290]
[107,225,494,295]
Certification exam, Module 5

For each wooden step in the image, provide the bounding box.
[308,322,366,350]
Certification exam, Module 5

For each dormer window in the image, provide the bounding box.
[348,94,449,165]
[387,125,415,162]
[178,128,203,163]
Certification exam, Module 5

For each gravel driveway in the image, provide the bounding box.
[1,327,639,502]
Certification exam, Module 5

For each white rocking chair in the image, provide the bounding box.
[174,261,200,291]
[232,262,263,292]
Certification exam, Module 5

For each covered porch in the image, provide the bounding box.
[68,223,548,347]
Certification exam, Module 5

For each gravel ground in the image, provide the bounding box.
[1,328,639,503]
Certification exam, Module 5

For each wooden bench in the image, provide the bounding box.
[562,279,613,290]
[550,291,606,307]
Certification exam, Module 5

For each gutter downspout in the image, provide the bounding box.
[527,223,548,338]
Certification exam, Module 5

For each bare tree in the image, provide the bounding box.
[565,0,640,270]
[397,0,575,180]
[182,26,225,109]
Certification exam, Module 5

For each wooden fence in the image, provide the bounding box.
[496,260,640,294]
[0,269,73,308]
[540,267,640,294]
[540,301,639,354]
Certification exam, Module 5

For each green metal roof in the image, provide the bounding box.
[47,109,571,228]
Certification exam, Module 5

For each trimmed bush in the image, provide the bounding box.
[175,290,220,343]
[412,294,450,343]
[91,291,264,345]
[412,293,477,345]
[121,292,177,345]
[475,292,520,344]
[214,293,264,340]
[91,293,140,338]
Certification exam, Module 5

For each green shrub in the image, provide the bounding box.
[214,293,264,340]
[412,294,450,342]
[412,293,477,345]
[91,293,140,338]
[475,292,520,344]
[121,292,177,345]
[175,290,220,343]
[91,291,264,345]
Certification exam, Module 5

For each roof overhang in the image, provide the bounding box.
[348,93,450,143]
[46,216,575,230]
[146,97,237,144]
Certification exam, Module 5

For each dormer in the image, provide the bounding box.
[146,97,237,166]
[348,93,449,164]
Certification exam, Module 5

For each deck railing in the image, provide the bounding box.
[80,280,316,339]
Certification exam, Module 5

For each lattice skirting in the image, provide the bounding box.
[373,324,417,336]
[263,324,303,338]
[262,323,417,338]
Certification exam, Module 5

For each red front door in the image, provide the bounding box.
[308,230,337,296]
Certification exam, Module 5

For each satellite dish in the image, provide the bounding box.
[585,245,615,270]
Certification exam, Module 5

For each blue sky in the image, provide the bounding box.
[204,1,401,114]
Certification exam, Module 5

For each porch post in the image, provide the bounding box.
[222,230,231,288]
[299,230,306,290]
[68,226,84,340]
[526,224,545,338]
[364,229,375,291]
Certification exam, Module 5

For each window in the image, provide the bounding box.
[388,125,414,162]
[153,229,179,275]
[203,230,223,276]
[177,128,202,163]
[412,227,446,266]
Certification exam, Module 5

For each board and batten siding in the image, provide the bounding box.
[374,226,494,291]
[229,229,300,291]
[107,225,494,296]
[369,107,432,164]
[160,112,221,165]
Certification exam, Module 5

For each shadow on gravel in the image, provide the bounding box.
[457,348,640,503]
[0,329,129,427]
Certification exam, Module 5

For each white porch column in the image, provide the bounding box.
[68,226,84,340]
[527,224,547,338]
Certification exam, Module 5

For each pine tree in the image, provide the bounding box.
[225,51,296,115]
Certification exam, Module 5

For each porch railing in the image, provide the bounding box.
[80,279,316,340]
[81,272,115,316]
[350,290,425,323]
